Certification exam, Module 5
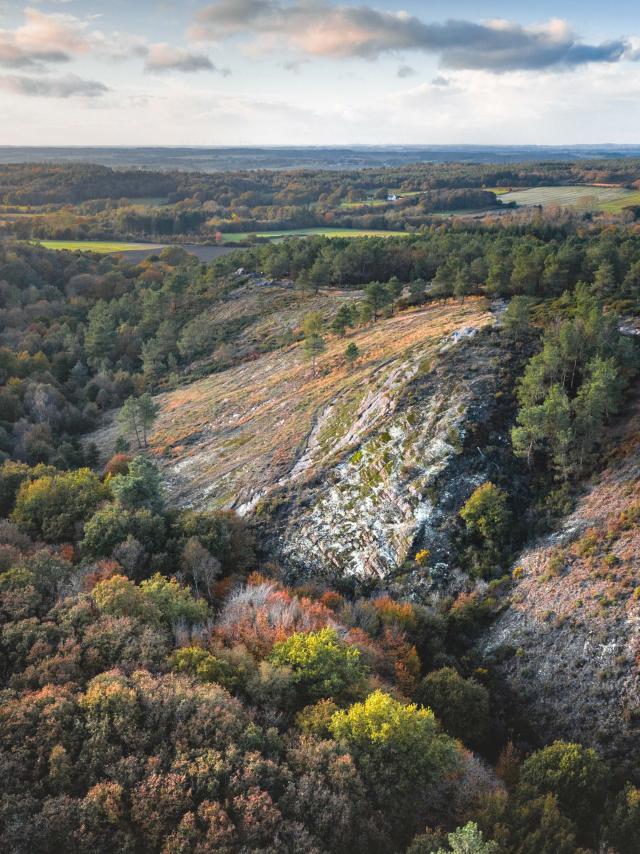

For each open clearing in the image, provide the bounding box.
[88,294,492,511]
[500,185,640,210]
[220,228,411,242]
[31,240,166,253]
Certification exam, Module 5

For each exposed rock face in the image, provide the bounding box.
[265,326,525,588]
[481,395,640,772]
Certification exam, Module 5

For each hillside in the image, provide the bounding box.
[483,388,640,771]
[89,292,520,583]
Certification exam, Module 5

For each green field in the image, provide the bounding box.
[220,228,411,242]
[31,240,165,253]
[499,185,640,211]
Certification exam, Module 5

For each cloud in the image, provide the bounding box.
[0,7,89,68]
[190,2,629,72]
[397,64,416,78]
[0,72,108,97]
[144,43,228,74]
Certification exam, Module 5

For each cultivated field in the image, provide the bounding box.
[219,228,411,242]
[500,185,640,210]
[32,240,166,253]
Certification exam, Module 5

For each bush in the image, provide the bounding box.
[329,690,460,843]
[81,505,166,560]
[269,627,366,706]
[517,740,606,835]
[12,468,108,542]
[418,667,490,748]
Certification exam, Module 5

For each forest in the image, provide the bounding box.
[2,158,640,245]
[0,169,640,853]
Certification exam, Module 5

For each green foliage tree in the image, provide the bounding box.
[302,311,326,377]
[12,468,107,542]
[270,627,365,705]
[331,303,356,337]
[110,456,164,513]
[435,822,499,854]
[417,667,490,748]
[364,282,392,320]
[93,572,208,627]
[503,296,532,337]
[459,482,511,577]
[517,740,606,835]
[81,504,167,559]
[606,785,640,854]
[345,342,359,369]
[511,291,635,479]
[117,394,160,450]
[453,266,472,304]
[329,690,459,842]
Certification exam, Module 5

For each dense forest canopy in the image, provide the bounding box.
[0,159,640,853]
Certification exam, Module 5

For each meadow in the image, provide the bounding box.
[31,239,165,253]
[219,227,411,242]
[499,184,640,210]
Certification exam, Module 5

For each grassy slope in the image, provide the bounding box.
[485,387,640,760]
[89,293,492,511]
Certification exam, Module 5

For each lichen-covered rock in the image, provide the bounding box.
[264,327,525,588]
[481,397,640,770]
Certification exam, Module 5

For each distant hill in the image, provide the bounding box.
[3,144,640,171]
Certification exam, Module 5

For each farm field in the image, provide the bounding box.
[220,227,411,242]
[31,239,166,253]
[500,184,640,210]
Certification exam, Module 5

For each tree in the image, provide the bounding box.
[364,282,391,321]
[269,627,365,705]
[453,266,471,304]
[331,304,355,337]
[329,690,460,844]
[459,482,511,576]
[110,456,164,513]
[81,504,166,561]
[517,740,606,835]
[418,667,490,748]
[84,301,116,370]
[180,536,221,599]
[117,394,160,449]
[12,468,107,542]
[434,822,499,854]
[302,311,326,377]
[503,296,532,337]
[345,342,359,369]
[308,257,331,294]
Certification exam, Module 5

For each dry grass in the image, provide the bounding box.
[89,292,492,510]
[509,391,640,627]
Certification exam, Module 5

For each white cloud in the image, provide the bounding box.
[0,72,108,97]
[191,1,629,72]
[144,43,228,74]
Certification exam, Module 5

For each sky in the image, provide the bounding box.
[1,0,640,146]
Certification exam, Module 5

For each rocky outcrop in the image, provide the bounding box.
[481,394,640,772]
[264,326,526,589]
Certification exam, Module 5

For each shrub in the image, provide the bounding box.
[329,690,460,844]
[418,667,490,748]
[12,468,108,542]
[269,627,366,705]
[517,740,606,834]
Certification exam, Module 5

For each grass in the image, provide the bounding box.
[499,185,640,211]
[220,228,411,243]
[87,295,492,511]
[29,240,166,254]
